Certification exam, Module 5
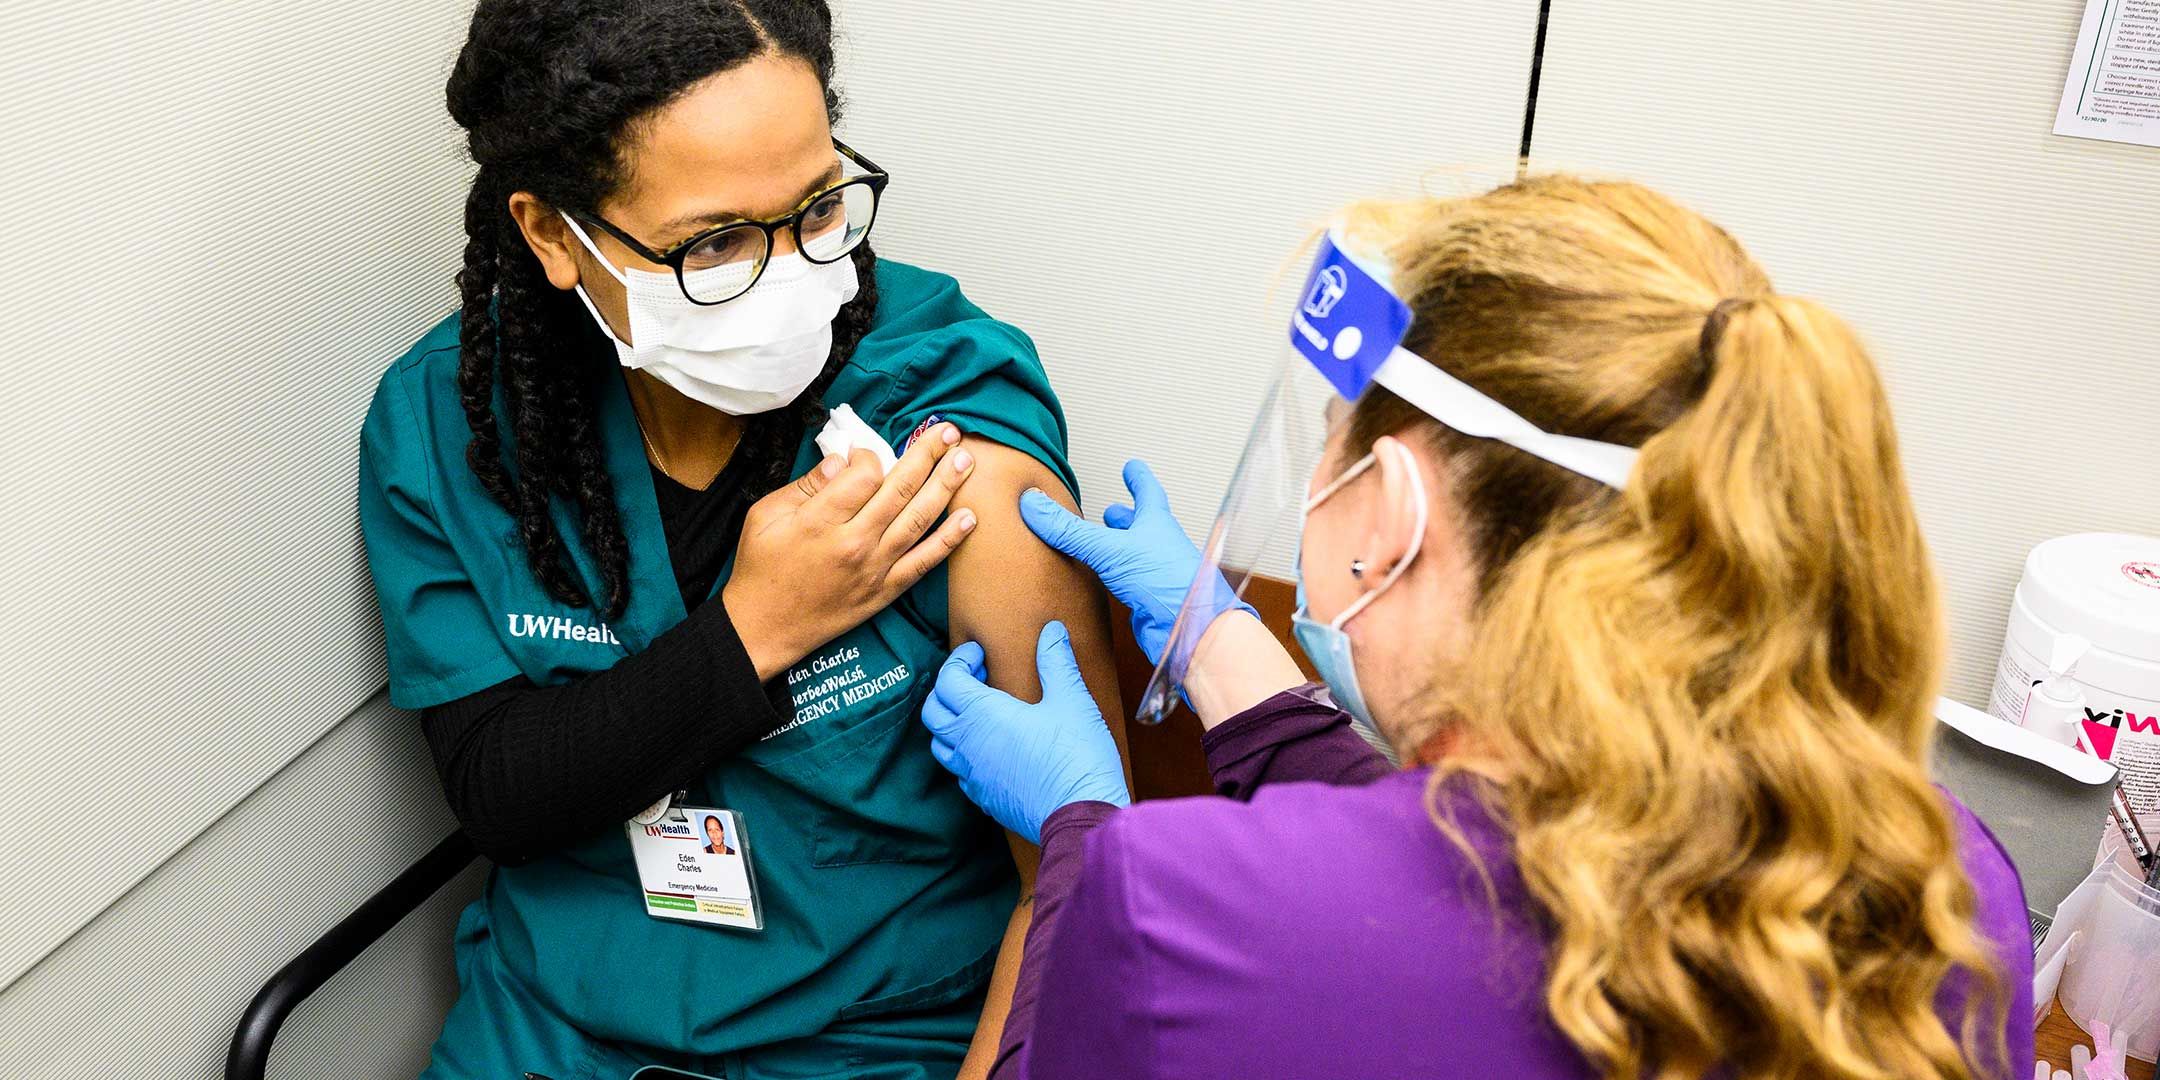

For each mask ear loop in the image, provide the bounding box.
[1305,441,1430,632]
[558,212,640,357]
[559,213,630,286]
[1304,453,1376,510]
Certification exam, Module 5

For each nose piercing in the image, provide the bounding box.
[1350,560,1367,579]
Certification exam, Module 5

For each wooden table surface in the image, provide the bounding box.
[2037,996,2154,1079]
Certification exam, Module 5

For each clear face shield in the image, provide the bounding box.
[1132,228,1641,725]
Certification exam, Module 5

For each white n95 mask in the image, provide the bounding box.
[561,213,859,415]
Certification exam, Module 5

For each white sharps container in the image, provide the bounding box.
[1987,533,2160,818]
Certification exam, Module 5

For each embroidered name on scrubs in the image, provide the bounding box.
[769,632,914,740]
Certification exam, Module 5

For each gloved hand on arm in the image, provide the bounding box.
[1018,459,1254,667]
[922,622,1130,844]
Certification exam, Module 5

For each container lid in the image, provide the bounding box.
[2020,533,2160,660]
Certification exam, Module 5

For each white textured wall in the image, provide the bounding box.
[832,1,1540,561]
[1531,0,2160,705]
[0,695,481,1080]
[0,0,472,984]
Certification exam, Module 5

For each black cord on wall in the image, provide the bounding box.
[1518,0,1553,175]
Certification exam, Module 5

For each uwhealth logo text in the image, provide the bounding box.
[505,612,621,646]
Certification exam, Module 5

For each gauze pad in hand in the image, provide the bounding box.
[815,403,899,476]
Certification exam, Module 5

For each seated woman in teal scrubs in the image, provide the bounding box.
[355,2,1123,1078]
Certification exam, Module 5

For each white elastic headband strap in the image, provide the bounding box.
[1370,347,1639,490]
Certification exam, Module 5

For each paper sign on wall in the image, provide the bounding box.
[2055,0,2160,148]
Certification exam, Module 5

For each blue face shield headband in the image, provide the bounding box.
[1133,226,1641,727]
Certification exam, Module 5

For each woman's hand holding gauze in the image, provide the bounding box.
[724,422,975,681]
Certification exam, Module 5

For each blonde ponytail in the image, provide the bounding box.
[1649,295,1939,732]
[1336,177,2007,1080]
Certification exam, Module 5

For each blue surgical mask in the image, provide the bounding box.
[1291,581,1377,729]
[1291,444,1429,744]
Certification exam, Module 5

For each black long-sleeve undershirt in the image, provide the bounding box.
[421,459,786,866]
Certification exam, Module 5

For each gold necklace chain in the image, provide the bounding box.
[636,402,738,488]
[637,417,672,477]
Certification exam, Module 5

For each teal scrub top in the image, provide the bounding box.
[356,260,1077,1057]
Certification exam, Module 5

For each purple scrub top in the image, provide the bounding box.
[995,687,2035,1079]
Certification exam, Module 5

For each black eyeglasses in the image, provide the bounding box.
[573,139,887,305]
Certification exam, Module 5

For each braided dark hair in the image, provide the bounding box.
[445,0,879,620]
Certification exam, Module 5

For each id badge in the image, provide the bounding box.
[624,806,764,931]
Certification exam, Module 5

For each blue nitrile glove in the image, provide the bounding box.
[1020,459,1254,666]
[921,622,1130,844]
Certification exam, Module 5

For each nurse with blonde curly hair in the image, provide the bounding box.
[924,175,2034,1080]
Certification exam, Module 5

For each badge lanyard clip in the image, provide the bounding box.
[630,789,690,826]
